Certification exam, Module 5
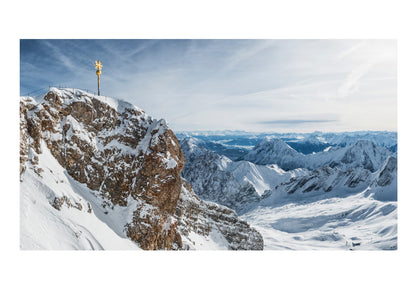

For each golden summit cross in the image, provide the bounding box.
[95,60,103,95]
[95,60,103,70]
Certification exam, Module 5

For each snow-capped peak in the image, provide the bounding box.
[243,137,304,170]
[20,87,263,250]
[28,87,145,115]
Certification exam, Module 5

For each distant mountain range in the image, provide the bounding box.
[176,130,397,159]
[20,88,397,250]
[179,132,397,250]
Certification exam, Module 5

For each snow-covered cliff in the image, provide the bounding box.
[20,88,263,250]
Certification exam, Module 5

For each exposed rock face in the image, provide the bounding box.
[258,155,397,206]
[176,179,263,250]
[244,137,304,170]
[180,137,397,211]
[20,88,263,250]
[376,156,397,187]
[180,138,261,214]
[20,88,185,249]
[280,166,371,195]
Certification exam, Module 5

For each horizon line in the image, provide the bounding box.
[174,129,398,134]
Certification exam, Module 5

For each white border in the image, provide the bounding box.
[2,1,415,288]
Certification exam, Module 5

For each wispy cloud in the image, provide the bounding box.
[257,119,337,125]
[42,41,78,72]
[337,41,366,59]
[221,40,275,72]
[337,58,376,98]
[20,39,397,132]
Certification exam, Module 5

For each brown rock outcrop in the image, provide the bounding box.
[176,179,264,250]
[20,88,185,249]
[20,87,263,250]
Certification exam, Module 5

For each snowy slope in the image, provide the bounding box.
[241,154,397,250]
[181,137,396,210]
[176,179,263,250]
[20,141,140,250]
[180,138,309,213]
[243,137,306,170]
[242,189,397,250]
[20,88,263,250]
[180,138,261,213]
[20,140,263,250]
[180,136,397,250]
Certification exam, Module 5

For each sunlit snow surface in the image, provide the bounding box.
[20,142,140,250]
[241,190,397,250]
[21,90,397,250]
[181,134,397,250]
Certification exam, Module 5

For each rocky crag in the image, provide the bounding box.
[20,88,263,250]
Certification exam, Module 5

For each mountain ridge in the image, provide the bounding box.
[20,87,263,250]
[180,135,397,249]
[243,137,392,172]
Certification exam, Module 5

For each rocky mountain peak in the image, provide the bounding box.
[259,137,298,153]
[20,88,263,250]
[340,140,391,172]
[21,88,185,249]
[376,155,397,187]
[243,137,304,169]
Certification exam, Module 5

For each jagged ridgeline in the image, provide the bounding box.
[20,88,263,250]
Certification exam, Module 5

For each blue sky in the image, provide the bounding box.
[20,39,396,132]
